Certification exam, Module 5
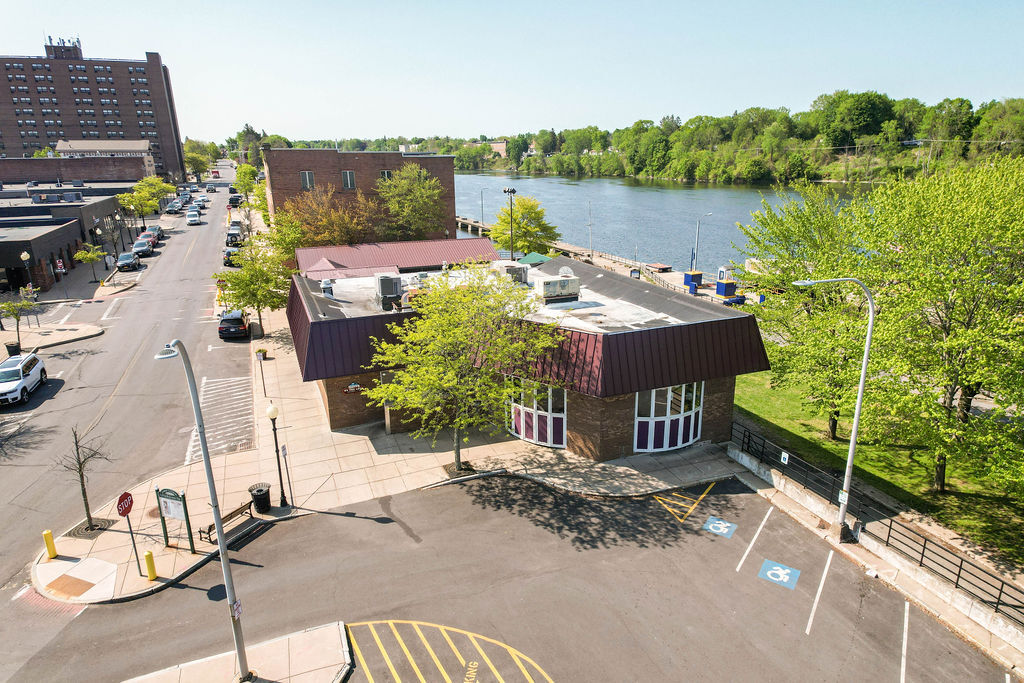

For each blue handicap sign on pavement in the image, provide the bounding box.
[757,559,801,590]
[702,516,737,538]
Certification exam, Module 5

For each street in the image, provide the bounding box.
[9,477,1007,681]
[0,163,254,680]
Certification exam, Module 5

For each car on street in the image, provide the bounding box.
[206,184,216,192]
[198,194,209,205]
[189,184,199,192]
[228,195,242,207]
[226,228,244,246]
[165,201,182,214]
[186,211,201,226]
[0,353,47,406]
[179,193,192,205]
[190,201,204,212]
[116,252,141,271]
[223,247,241,266]
[257,171,265,181]
[218,310,251,339]
[132,239,153,257]
[228,185,237,194]
[149,224,165,238]
[139,231,159,247]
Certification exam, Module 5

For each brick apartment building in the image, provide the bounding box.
[262,147,457,239]
[0,38,185,179]
[0,140,155,183]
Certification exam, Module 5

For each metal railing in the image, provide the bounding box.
[730,422,1024,628]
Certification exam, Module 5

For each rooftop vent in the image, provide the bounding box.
[535,274,580,304]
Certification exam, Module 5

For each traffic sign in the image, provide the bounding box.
[56,259,64,271]
[117,492,134,517]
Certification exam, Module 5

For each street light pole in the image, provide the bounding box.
[502,187,516,259]
[792,277,876,542]
[155,340,252,680]
[266,403,288,508]
[20,251,33,292]
[96,228,109,270]
[691,212,712,272]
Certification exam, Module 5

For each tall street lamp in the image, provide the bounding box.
[691,212,712,272]
[96,228,109,271]
[155,340,253,680]
[502,187,516,260]
[265,402,288,508]
[20,251,33,291]
[792,277,876,542]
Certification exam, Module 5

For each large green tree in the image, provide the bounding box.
[184,152,209,181]
[364,264,561,471]
[214,242,292,332]
[116,191,157,229]
[491,195,560,257]
[235,163,258,199]
[375,163,446,240]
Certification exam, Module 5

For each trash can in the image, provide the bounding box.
[4,342,21,357]
[248,483,272,513]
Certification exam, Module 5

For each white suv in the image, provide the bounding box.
[0,353,47,405]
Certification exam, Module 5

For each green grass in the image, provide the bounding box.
[734,371,1024,570]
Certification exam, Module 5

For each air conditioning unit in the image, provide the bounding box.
[319,279,333,295]
[718,265,735,282]
[505,265,528,284]
[375,273,403,298]
[534,274,580,302]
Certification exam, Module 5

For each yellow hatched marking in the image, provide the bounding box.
[469,633,505,683]
[348,630,376,683]
[441,627,465,667]
[413,622,453,683]
[672,492,699,502]
[390,621,426,682]
[510,652,535,683]
[654,482,716,525]
[368,623,402,682]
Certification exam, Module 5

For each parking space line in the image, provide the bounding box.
[440,627,465,666]
[368,623,401,682]
[736,506,773,572]
[653,482,715,525]
[469,633,505,683]
[389,622,426,682]
[348,633,375,683]
[412,623,452,683]
[100,298,122,321]
[804,549,834,635]
[901,601,909,683]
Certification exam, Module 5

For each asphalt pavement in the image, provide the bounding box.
[0,162,253,681]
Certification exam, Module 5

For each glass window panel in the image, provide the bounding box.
[537,387,549,412]
[670,385,683,415]
[552,417,565,447]
[654,388,668,416]
[695,382,703,409]
[637,390,652,417]
[537,414,548,442]
[523,411,534,440]
[636,421,649,450]
[653,421,665,449]
[685,384,695,413]
[550,388,565,414]
[669,418,680,447]
[683,415,692,443]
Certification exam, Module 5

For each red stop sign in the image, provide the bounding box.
[117,492,134,517]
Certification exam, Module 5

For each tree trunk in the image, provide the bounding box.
[141,213,147,229]
[79,469,94,529]
[453,426,463,471]
[15,317,21,347]
[828,410,839,441]
[934,453,947,493]
[956,383,980,424]
[90,261,97,282]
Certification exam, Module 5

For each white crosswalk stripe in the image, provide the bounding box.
[184,376,254,464]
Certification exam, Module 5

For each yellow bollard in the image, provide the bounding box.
[144,551,157,581]
[43,530,57,559]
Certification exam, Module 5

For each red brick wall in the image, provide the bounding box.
[318,371,384,429]
[566,390,635,462]
[0,156,149,183]
[263,149,456,239]
[700,376,735,444]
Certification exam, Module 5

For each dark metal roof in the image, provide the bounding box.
[295,237,498,276]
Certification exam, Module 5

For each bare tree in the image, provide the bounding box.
[55,427,111,530]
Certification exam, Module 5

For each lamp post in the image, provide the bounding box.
[479,188,487,224]
[155,340,252,681]
[691,212,712,272]
[792,277,876,542]
[20,251,33,291]
[265,402,288,508]
[96,228,109,270]
[502,187,516,260]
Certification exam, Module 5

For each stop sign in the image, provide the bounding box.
[117,492,134,517]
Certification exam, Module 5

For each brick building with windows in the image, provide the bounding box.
[0,38,185,179]
[285,239,771,462]
[262,147,457,239]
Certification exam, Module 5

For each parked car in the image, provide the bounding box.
[190,201,204,213]
[179,192,192,205]
[218,310,251,339]
[132,240,153,257]
[223,247,241,266]
[206,184,217,192]
[117,252,141,271]
[189,184,199,192]
[228,195,242,207]
[149,225,165,239]
[139,231,159,247]
[198,194,209,205]
[186,211,201,226]
[0,353,47,406]
[165,202,181,214]
[226,228,244,246]
[228,186,237,194]
[256,171,265,181]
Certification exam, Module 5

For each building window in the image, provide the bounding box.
[299,170,314,190]
[379,170,393,180]
[342,170,355,189]
[508,378,566,448]
[634,382,704,452]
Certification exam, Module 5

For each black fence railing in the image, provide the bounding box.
[730,422,1024,629]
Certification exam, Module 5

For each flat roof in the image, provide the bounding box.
[266,148,454,159]
[0,194,112,209]
[55,140,151,153]
[296,237,498,276]
[0,219,78,241]
[0,181,135,193]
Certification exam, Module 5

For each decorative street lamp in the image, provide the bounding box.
[691,212,713,272]
[155,340,253,680]
[502,187,517,260]
[96,228,109,270]
[792,277,876,542]
[265,402,289,508]
[20,251,33,291]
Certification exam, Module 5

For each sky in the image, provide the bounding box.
[5,0,1023,143]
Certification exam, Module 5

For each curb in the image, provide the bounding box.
[32,280,138,306]
[28,327,105,353]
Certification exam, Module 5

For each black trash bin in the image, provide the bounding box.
[5,342,21,357]
[248,482,272,513]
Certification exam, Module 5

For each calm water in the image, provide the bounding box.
[454,172,789,273]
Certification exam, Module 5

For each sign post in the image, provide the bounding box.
[156,487,195,554]
[117,492,143,576]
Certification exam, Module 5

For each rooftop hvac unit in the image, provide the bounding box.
[504,265,528,284]
[62,192,82,201]
[375,273,403,298]
[534,274,580,302]
[718,265,735,282]
[319,279,333,295]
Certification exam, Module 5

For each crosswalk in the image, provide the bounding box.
[184,376,254,464]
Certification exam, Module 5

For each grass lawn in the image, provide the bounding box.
[734,371,1024,571]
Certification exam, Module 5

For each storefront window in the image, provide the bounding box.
[509,378,566,448]
[634,382,704,453]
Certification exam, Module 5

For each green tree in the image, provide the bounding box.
[235,163,258,199]
[492,195,560,257]
[364,264,562,471]
[535,129,557,155]
[31,148,53,158]
[0,294,38,348]
[375,163,446,240]
[972,98,1024,155]
[214,243,292,332]
[133,176,175,204]
[116,191,157,229]
[74,243,107,283]
[184,152,209,181]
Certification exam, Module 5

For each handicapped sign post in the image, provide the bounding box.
[758,559,801,590]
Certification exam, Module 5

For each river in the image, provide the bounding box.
[454,172,789,274]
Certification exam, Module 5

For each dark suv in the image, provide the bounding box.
[218,310,251,339]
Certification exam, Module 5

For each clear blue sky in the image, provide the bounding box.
[5,0,1022,143]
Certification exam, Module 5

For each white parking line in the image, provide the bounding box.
[900,601,909,683]
[804,549,833,635]
[736,507,773,572]
[100,298,122,321]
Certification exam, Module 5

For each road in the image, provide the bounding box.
[10,477,1009,681]
[0,162,255,680]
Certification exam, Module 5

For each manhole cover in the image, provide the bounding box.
[65,518,116,539]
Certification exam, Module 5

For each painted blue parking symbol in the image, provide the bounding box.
[758,559,801,590]
[702,516,737,538]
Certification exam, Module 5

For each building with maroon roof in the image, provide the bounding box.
[285,239,770,462]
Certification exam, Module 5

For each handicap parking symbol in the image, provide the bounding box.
[702,516,737,538]
[757,559,801,590]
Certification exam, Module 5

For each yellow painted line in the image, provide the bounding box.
[440,627,465,667]
[671,492,699,502]
[654,482,716,526]
[348,630,375,683]
[469,633,505,683]
[413,622,453,683]
[510,652,535,683]
[677,482,716,524]
[368,623,402,682]
[653,496,690,524]
[390,621,427,682]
